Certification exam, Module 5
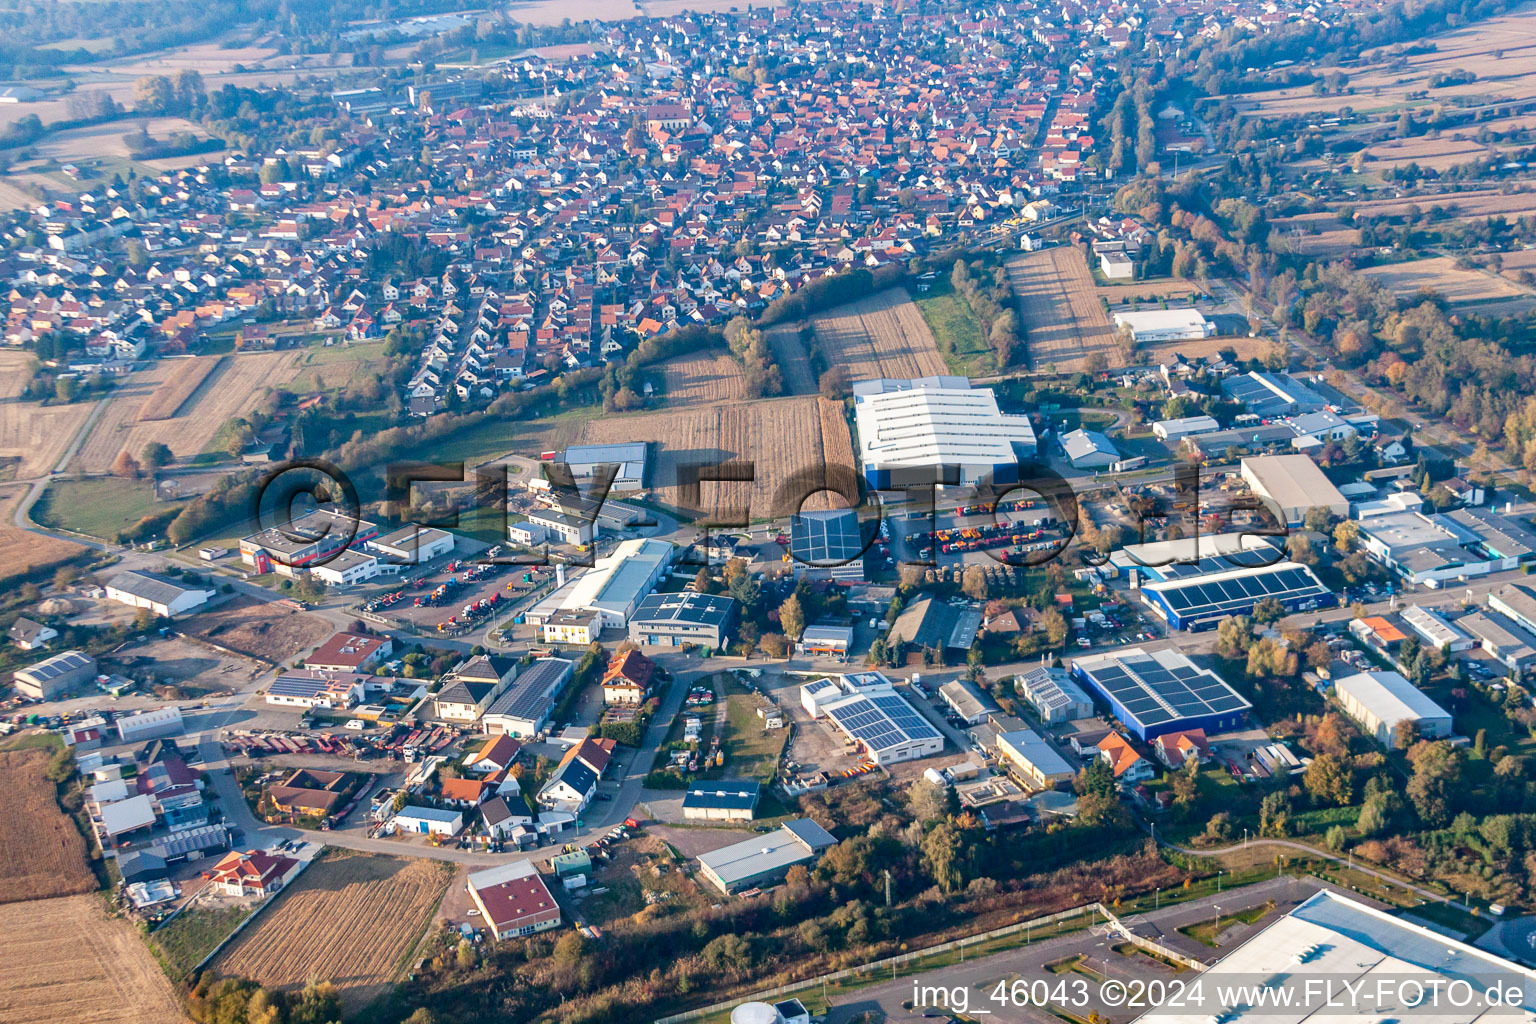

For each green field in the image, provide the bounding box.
[719,677,790,784]
[33,477,175,540]
[915,283,997,377]
[149,904,250,981]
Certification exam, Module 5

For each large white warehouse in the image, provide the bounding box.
[852,376,1036,490]
[1332,670,1452,749]
[1112,309,1215,344]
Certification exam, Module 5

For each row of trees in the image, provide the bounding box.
[949,259,1021,368]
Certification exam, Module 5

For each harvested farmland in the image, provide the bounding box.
[580,395,858,519]
[0,748,96,904]
[0,484,86,585]
[1358,256,1529,304]
[82,349,302,468]
[212,851,452,1012]
[1006,247,1117,371]
[0,894,187,1024]
[662,350,747,407]
[809,289,948,382]
[138,355,224,421]
[0,399,93,479]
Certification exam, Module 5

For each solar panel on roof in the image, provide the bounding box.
[1078,650,1251,730]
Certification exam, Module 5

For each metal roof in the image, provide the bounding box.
[683,779,761,811]
[631,591,736,627]
[1142,560,1331,622]
[17,649,93,682]
[1138,889,1536,1024]
[1073,647,1250,729]
[853,378,1036,469]
[483,658,573,723]
[822,685,941,754]
[1334,670,1451,727]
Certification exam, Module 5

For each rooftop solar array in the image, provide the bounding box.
[485,658,573,721]
[1077,650,1250,728]
[824,690,941,754]
[1146,563,1329,620]
[790,509,868,565]
[268,676,330,699]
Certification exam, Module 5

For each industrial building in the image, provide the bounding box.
[1239,455,1348,526]
[394,805,462,836]
[1151,415,1220,442]
[801,672,943,765]
[527,538,674,631]
[940,679,998,725]
[1489,581,1536,634]
[1136,889,1535,1024]
[1460,609,1536,675]
[1109,532,1283,584]
[524,508,596,546]
[627,591,737,649]
[797,625,854,658]
[116,706,185,743]
[696,818,838,894]
[1139,560,1334,631]
[1332,670,1453,749]
[1400,604,1476,653]
[467,860,561,940]
[1359,509,1536,587]
[13,650,97,700]
[239,507,379,576]
[480,657,574,737]
[887,596,982,655]
[995,729,1075,790]
[852,376,1037,490]
[789,509,868,578]
[1013,665,1094,723]
[105,570,214,618]
[551,443,647,492]
[682,779,762,821]
[1071,648,1251,741]
[1221,371,1331,419]
[1059,428,1120,469]
[368,526,454,565]
[1111,309,1215,344]
[307,549,385,588]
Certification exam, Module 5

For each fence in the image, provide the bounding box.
[653,902,1110,1024]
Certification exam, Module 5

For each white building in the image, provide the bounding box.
[1239,454,1348,526]
[394,806,462,836]
[1151,415,1220,442]
[1112,309,1215,344]
[1137,889,1536,1024]
[525,509,595,546]
[105,570,214,618]
[368,526,454,564]
[1332,670,1453,749]
[1099,251,1134,279]
[116,706,184,743]
[555,442,647,492]
[801,673,943,765]
[852,376,1037,490]
[1013,665,1094,723]
[308,549,384,588]
[1399,604,1476,653]
[529,538,674,630]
